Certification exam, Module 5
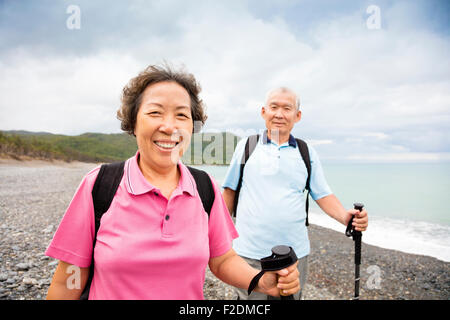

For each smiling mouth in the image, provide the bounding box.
[154,141,180,150]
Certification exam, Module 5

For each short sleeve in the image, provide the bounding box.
[222,137,247,191]
[308,145,333,201]
[44,167,100,268]
[208,175,239,258]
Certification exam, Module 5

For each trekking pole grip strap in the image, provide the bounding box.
[248,270,265,295]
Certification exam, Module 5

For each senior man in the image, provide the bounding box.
[222,87,369,300]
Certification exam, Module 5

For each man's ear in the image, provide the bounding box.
[295,110,302,123]
[261,106,266,118]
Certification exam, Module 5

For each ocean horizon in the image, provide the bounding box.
[191,162,450,262]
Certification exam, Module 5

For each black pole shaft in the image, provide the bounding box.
[354,232,362,299]
[352,203,364,300]
[355,264,360,299]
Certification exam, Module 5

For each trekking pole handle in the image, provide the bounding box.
[351,203,364,266]
[346,203,364,237]
[248,246,297,300]
[354,203,364,212]
[353,203,364,236]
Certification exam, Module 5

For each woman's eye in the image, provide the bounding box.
[177,113,189,118]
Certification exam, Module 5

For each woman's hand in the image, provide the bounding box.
[258,261,300,297]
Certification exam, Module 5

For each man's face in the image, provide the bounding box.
[261,90,301,139]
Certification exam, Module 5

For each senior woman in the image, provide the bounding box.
[45,64,299,300]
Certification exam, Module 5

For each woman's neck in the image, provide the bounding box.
[137,154,180,198]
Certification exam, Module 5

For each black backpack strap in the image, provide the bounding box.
[295,139,311,226]
[232,134,259,217]
[187,166,215,217]
[92,162,126,227]
[80,161,125,300]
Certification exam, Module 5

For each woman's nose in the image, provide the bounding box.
[159,115,177,134]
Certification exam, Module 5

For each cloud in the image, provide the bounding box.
[0,49,142,134]
[363,133,389,140]
[0,0,448,161]
[346,152,450,163]
[308,139,334,146]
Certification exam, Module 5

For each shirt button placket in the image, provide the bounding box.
[153,191,170,236]
[162,199,172,237]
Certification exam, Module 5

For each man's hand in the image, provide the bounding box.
[348,208,369,232]
[258,261,300,297]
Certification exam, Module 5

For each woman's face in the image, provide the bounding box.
[134,81,193,171]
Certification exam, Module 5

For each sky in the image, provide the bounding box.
[0,0,449,162]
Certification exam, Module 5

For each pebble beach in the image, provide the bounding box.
[0,159,448,300]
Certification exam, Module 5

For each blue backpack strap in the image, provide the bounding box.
[232,134,259,217]
[80,161,125,300]
[295,138,311,226]
[187,166,215,217]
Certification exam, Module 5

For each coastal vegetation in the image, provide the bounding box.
[0,130,240,164]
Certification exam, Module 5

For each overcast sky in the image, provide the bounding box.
[0,0,449,162]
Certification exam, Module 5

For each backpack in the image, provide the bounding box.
[232,134,311,225]
[80,161,215,300]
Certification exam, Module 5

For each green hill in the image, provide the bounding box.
[0,130,240,164]
[0,131,138,162]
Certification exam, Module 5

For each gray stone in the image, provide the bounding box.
[22,277,38,286]
[15,263,29,271]
[42,225,54,234]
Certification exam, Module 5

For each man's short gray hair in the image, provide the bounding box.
[264,87,300,110]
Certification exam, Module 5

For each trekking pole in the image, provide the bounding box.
[345,203,364,300]
[247,245,298,300]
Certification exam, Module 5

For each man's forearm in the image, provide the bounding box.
[315,194,350,225]
[222,188,235,216]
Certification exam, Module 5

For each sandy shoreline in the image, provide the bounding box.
[0,158,448,300]
[0,157,99,168]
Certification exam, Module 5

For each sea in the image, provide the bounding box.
[191,163,450,262]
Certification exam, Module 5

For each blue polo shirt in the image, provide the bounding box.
[222,132,332,259]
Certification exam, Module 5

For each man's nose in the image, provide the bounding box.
[274,108,284,118]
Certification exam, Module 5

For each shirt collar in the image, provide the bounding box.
[125,151,196,196]
[262,130,297,148]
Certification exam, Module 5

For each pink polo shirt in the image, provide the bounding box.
[45,152,238,300]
